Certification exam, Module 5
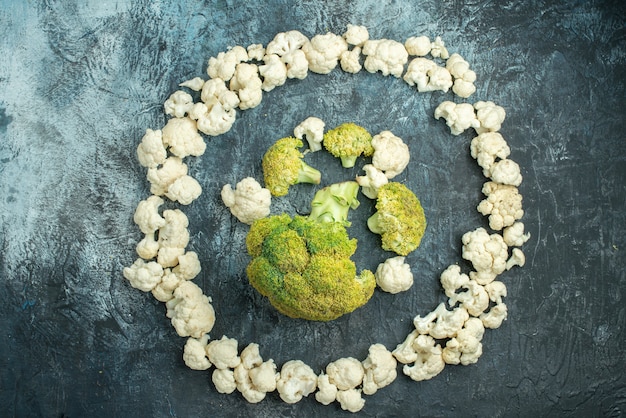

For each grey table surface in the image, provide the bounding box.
[1,0,625,417]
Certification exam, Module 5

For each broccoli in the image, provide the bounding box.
[262,136,322,196]
[309,181,360,226]
[323,122,374,168]
[367,182,427,256]
[245,213,375,321]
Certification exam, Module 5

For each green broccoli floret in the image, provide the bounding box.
[323,122,374,168]
[309,181,360,226]
[262,136,322,197]
[245,214,375,321]
[367,182,427,256]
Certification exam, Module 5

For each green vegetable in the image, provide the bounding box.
[323,122,374,168]
[309,181,360,226]
[262,136,322,196]
[245,212,375,321]
[367,182,427,256]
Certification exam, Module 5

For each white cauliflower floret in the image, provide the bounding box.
[164,90,194,118]
[449,279,490,317]
[506,247,526,270]
[404,35,431,56]
[136,129,167,168]
[503,222,531,247]
[133,195,166,234]
[146,156,188,196]
[442,317,485,365]
[461,227,509,285]
[362,343,397,395]
[136,232,159,260]
[151,268,182,302]
[249,360,279,393]
[282,49,309,80]
[477,181,524,231]
[474,100,506,134]
[212,369,237,394]
[157,209,189,267]
[315,373,338,405]
[183,334,211,370]
[179,77,205,91]
[221,177,272,225]
[439,264,470,300]
[123,258,163,292]
[165,281,215,338]
[362,38,409,77]
[413,303,470,339]
[276,360,317,404]
[375,256,414,294]
[336,389,365,413]
[340,47,363,74]
[489,159,523,186]
[393,330,421,364]
[189,100,236,137]
[371,130,410,179]
[326,357,364,391]
[265,30,309,80]
[258,54,288,92]
[343,24,369,46]
[206,335,241,370]
[165,175,202,205]
[201,77,241,111]
[172,251,201,280]
[207,45,249,81]
[480,281,508,329]
[430,36,449,59]
[404,58,452,92]
[229,63,263,110]
[246,43,265,61]
[239,343,263,370]
[161,117,206,159]
[470,131,511,176]
[234,364,266,403]
[302,32,348,74]
[446,53,477,98]
[434,101,480,135]
[402,334,445,382]
[356,164,388,199]
[294,116,326,152]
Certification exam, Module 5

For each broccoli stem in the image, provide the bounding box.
[340,155,358,168]
[366,212,382,234]
[309,181,360,226]
[297,161,322,185]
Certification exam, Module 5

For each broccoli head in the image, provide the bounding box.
[323,122,374,168]
[262,136,322,196]
[367,182,427,256]
[309,181,360,226]
[245,214,375,321]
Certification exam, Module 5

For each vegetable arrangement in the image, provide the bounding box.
[124,24,529,413]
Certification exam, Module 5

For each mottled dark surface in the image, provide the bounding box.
[1,0,625,417]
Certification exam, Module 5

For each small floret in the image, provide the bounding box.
[323,122,374,168]
[262,137,321,196]
[309,181,360,226]
[367,182,427,256]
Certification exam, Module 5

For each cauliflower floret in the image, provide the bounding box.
[356,164,388,199]
[136,129,167,168]
[439,264,470,300]
[207,45,249,81]
[480,281,508,329]
[449,279,490,317]
[123,258,163,292]
[201,77,241,111]
[276,360,317,404]
[133,195,166,234]
[151,268,182,302]
[336,388,365,413]
[477,181,524,231]
[474,100,506,134]
[179,77,205,91]
[371,130,410,179]
[340,47,363,74]
[136,231,159,260]
[239,343,263,370]
[362,343,397,395]
[362,38,409,77]
[506,247,526,270]
[375,256,414,294]
[446,53,477,98]
[302,32,348,74]
[442,317,485,365]
[413,303,470,339]
[212,369,237,394]
[470,131,511,176]
[246,43,265,61]
[234,364,266,403]
[343,24,369,46]
[161,117,206,159]
[229,63,263,110]
[164,90,194,118]
[326,357,364,391]
[489,159,523,186]
[206,335,241,370]
[157,209,189,267]
[165,281,215,338]
[265,30,310,80]
[503,222,531,247]
[165,175,202,206]
[461,227,509,285]
[221,177,272,225]
[172,251,201,280]
[404,35,431,56]
[403,58,452,92]
[430,36,449,59]
[146,157,188,196]
[402,334,445,382]
[281,49,309,80]
[183,334,211,370]
[258,53,288,92]
[434,101,480,135]
[315,373,338,405]
[294,116,326,152]
[188,100,236,137]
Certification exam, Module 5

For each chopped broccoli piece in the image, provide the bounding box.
[367,182,427,256]
[262,137,321,196]
[323,122,374,168]
[309,181,360,226]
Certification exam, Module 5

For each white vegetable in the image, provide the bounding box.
[201,77,240,111]
[246,44,265,61]
[212,369,237,394]
[489,158,523,186]
[179,77,205,91]
[122,258,163,292]
[470,131,511,176]
[172,251,201,280]
[151,268,182,302]
[165,175,202,205]
[164,90,194,118]
[165,281,216,338]
[133,195,166,235]
[449,279,490,317]
[161,117,206,159]
[326,357,364,391]
[265,30,309,80]
[136,129,167,168]
[402,334,445,381]
[374,256,414,294]
[404,35,431,56]
[302,32,348,74]
[249,360,279,393]
[221,177,272,225]
[480,281,508,329]
[229,63,263,110]
[413,303,469,339]
[343,24,369,46]
[188,100,236,137]
[439,264,470,301]
[136,231,159,260]
[446,53,477,98]
[371,130,410,179]
[474,100,506,134]
[477,181,524,231]
[336,388,365,413]
[362,38,409,77]
[258,53,288,92]
[339,47,363,74]
[442,317,485,365]
[404,57,452,92]
[430,36,449,59]
[234,364,266,403]
[206,335,241,370]
[434,101,480,135]
[355,164,388,199]
[157,209,190,267]
[361,343,397,395]
[315,374,338,405]
[146,157,188,196]
[506,247,526,270]
[183,335,211,370]
[207,45,249,81]
[461,227,509,285]
[276,360,317,404]
[502,222,531,247]
[293,116,326,152]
